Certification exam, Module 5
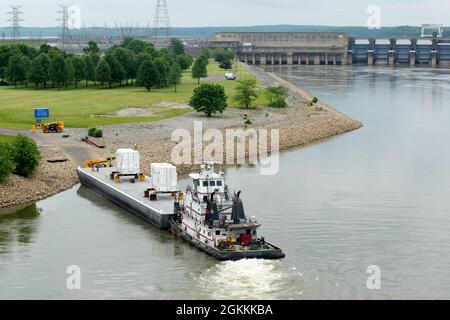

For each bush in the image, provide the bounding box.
[11,135,41,178]
[0,142,15,182]
[265,86,288,108]
[312,97,319,104]
[88,127,103,138]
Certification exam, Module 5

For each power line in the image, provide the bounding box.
[7,4,24,41]
[153,0,171,38]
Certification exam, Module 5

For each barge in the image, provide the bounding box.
[77,149,285,260]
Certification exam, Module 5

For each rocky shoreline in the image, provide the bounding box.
[0,65,362,212]
[0,146,79,212]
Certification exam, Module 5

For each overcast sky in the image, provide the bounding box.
[1,0,449,28]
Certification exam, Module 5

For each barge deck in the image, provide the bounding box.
[77,167,174,229]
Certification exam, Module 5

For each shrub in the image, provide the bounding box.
[88,127,97,136]
[11,135,41,178]
[0,142,15,182]
[265,86,289,108]
[93,129,103,138]
[312,97,319,104]
[88,128,103,138]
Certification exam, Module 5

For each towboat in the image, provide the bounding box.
[170,163,285,261]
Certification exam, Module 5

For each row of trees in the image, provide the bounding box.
[189,80,289,118]
[0,39,194,92]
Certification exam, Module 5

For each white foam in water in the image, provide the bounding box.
[196,259,299,300]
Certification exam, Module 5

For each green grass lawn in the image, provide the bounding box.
[0,61,264,129]
[0,135,15,143]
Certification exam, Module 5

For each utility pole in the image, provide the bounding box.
[7,4,24,41]
[153,0,171,38]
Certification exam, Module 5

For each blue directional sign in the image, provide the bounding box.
[34,108,50,119]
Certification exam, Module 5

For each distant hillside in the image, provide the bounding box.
[0,25,448,38]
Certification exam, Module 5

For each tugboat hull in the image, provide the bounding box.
[170,219,285,261]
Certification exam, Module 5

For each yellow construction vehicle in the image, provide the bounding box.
[38,121,65,133]
[84,157,116,169]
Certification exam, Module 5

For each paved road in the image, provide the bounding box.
[0,128,101,166]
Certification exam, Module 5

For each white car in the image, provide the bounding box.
[225,73,237,80]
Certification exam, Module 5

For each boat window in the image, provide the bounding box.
[210,181,216,187]
[202,181,208,187]
[246,229,251,235]
[216,180,223,186]
[215,230,221,235]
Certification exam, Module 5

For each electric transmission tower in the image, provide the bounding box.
[153,0,171,38]
[7,4,24,41]
[57,4,71,49]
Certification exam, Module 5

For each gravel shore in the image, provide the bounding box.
[0,146,78,211]
[0,64,362,211]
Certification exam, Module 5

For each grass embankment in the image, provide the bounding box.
[0,135,15,143]
[0,62,262,129]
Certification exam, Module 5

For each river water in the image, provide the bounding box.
[1,65,450,300]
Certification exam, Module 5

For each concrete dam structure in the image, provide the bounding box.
[210,32,450,67]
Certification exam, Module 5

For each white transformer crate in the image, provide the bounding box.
[116,149,140,175]
[151,163,178,192]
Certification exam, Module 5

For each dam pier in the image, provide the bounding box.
[210,32,450,67]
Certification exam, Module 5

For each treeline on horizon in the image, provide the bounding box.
[0,38,196,91]
[0,25,446,38]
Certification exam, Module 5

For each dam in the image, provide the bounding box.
[210,32,450,67]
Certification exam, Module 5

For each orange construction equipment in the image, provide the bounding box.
[83,157,115,169]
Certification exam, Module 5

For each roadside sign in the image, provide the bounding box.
[35,108,50,119]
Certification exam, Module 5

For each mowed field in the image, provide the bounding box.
[0,62,263,129]
[0,135,16,143]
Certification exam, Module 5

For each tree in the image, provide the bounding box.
[224,50,236,61]
[169,38,185,56]
[265,86,289,108]
[83,41,100,55]
[111,47,136,85]
[105,54,125,86]
[233,79,259,109]
[39,44,52,54]
[177,54,193,70]
[219,59,232,70]
[83,55,96,86]
[125,39,150,54]
[72,56,85,89]
[65,58,75,89]
[192,56,208,85]
[28,58,46,87]
[11,135,41,178]
[189,83,228,117]
[96,58,112,88]
[49,54,67,89]
[137,57,158,92]
[35,53,51,88]
[154,57,169,88]
[0,45,11,84]
[168,61,182,92]
[213,48,226,63]
[0,142,15,182]
[6,53,27,88]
